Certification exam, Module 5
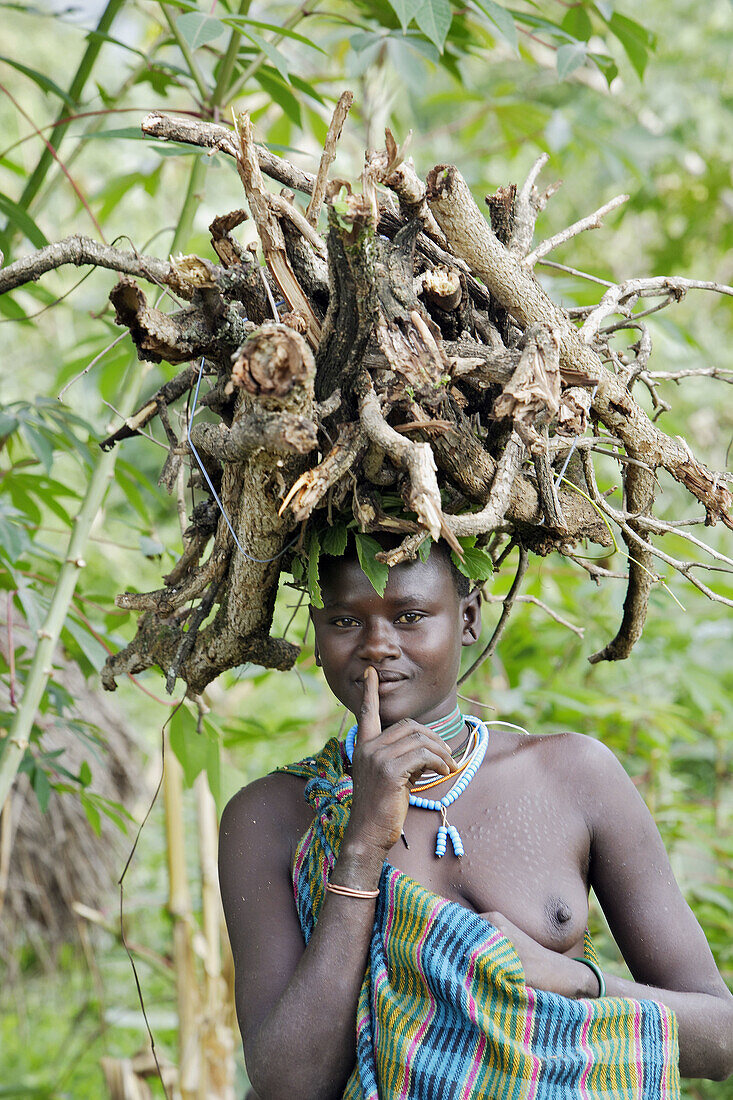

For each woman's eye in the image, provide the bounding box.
[332,617,358,627]
[396,612,424,624]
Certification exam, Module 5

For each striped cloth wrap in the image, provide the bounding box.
[278,737,680,1100]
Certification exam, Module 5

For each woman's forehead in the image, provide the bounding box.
[318,550,456,604]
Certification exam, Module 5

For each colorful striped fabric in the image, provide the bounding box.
[278,738,680,1100]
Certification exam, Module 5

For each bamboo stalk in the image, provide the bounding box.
[0,360,144,812]
[171,157,208,256]
[0,793,14,920]
[212,0,252,108]
[164,741,200,1100]
[226,1,313,102]
[196,774,221,997]
[161,4,210,106]
[9,0,126,230]
[196,772,235,1100]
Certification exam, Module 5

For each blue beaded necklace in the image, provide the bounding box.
[344,714,490,859]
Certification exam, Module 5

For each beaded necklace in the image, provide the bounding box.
[411,727,477,791]
[344,713,490,859]
[428,704,465,742]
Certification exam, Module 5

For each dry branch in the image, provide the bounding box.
[233,112,321,347]
[3,110,732,689]
[357,376,445,544]
[306,91,353,226]
[524,194,629,268]
[0,236,174,296]
[426,164,733,528]
[141,112,317,196]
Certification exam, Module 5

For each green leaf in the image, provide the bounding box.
[139,535,165,558]
[169,705,208,788]
[320,523,348,557]
[415,0,453,51]
[607,12,655,79]
[62,618,109,673]
[0,508,31,563]
[289,73,327,106]
[556,42,587,79]
[307,529,323,608]
[76,126,153,142]
[388,0,423,32]
[79,759,92,787]
[0,55,75,105]
[224,16,325,52]
[561,6,593,42]
[450,538,494,582]
[0,193,49,249]
[0,412,19,439]
[418,536,433,563]
[16,580,44,631]
[244,29,291,82]
[589,50,618,85]
[115,462,153,524]
[593,1,614,21]
[472,0,518,52]
[354,532,390,597]
[32,765,51,813]
[291,556,304,581]
[391,30,440,65]
[176,11,225,50]
[79,26,149,62]
[20,423,54,472]
[0,292,31,323]
[80,792,102,835]
[255,68,302,127]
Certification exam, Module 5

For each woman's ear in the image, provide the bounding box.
[461,587,482,646]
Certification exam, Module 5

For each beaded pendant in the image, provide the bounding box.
[344,715,489,858]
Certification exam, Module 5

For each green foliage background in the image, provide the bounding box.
[0,1,731,1096]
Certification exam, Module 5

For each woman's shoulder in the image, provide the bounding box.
[220,736,346,849]
[489,725,631,807]
[219,770,314,870]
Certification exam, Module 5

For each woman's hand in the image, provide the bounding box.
[346,666,455,855]
[481,910,596,999]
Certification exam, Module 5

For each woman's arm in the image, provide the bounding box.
[219,773,383,1100]
[489,735,733,1081]
[218,667,455,1100]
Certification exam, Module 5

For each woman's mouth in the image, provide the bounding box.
[357,670,407,685]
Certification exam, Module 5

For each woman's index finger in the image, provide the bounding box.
[358,666,381,740]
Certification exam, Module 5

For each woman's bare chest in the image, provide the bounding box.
[383,766,591,954]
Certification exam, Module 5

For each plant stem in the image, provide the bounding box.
[0,360,144,812]
[161,3,210,107]
[8,0,126,236]
[0,151,207,813]
[212,0,252,110]
[170,156,207,255]
[226,1,313,102]
[163,740,199,1100]
[32,38,169,216]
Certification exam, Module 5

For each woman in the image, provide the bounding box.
[219,539,733,1099]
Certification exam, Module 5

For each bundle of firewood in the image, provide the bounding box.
[3,94,731,698]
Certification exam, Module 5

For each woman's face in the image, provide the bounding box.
[310,549,481,728]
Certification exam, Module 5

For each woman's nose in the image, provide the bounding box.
[356,620,400,660]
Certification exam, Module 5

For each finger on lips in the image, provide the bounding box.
[358,666,381,740]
